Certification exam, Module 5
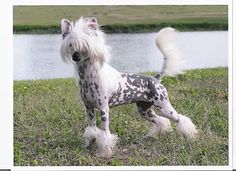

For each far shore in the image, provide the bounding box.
[13,22,228,34]
[13,5,228,34]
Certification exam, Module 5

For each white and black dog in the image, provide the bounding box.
[60,17,198,157]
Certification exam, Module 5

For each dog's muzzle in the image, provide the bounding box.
[72,51,89,63]
[72,51,81,62]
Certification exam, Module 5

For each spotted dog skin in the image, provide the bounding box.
[109,73,167,108]
[74,53,168,107]
[73,52,179,131]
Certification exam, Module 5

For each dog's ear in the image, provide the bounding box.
[61,19,72,39]
[87,17,99,30]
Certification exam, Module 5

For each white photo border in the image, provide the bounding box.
[0,0,232,170]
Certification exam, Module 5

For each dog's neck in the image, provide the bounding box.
[75,61,89,80]
[75,60,102,80]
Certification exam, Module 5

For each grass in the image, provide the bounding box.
[13,5,228,33]
[14,67,228,166]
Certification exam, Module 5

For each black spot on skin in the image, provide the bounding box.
[85,81,88,89]
[101,116,106,122]
[78,66,85,79]
[85,101,95,108]
[98,99,102,105]
[101,111,105,116]
[160,94,164,101]
[98,91,101,96]
[170,111,173,115]
[88,112,94,120]
[77,63,87,80]
[80,74,84,80]
[151,119,156,123]
[94,83,99,90]
[79,65,84,73]
[148,81,157,99]
[89,87,95,94]
[82,83,88,93]
[62,33,69,39]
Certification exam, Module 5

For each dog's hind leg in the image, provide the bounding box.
[96,106,118,157]
[155,100,198,140]
[83,106,101,147]
[136,102,172,137]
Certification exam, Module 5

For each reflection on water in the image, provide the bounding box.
[14,31,228,80]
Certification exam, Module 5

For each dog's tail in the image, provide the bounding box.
[155,27,184,80]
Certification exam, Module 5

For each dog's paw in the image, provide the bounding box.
[82,126,101,148]
[176,114,198,140]
[96,131,118,157]
[145,116,172,138]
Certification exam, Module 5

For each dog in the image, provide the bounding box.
[60,17,198,157]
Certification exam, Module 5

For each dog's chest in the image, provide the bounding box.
[79,76,105,107]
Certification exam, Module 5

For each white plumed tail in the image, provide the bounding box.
[155,27,184,77]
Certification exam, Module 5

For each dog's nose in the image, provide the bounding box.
[72,51,80,62]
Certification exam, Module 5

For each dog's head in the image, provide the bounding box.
[60,17,110,66]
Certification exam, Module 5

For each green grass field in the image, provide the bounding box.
[14,67,228,166]
[13,5,228,33]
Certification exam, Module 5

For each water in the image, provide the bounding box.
[13,31,228,80]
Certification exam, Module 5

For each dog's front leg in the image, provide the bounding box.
[96,106,118,157]
[83,106,101,147]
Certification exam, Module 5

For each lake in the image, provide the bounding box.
[14,31,228,80]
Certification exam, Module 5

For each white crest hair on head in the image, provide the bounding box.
[60,17,111,67]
